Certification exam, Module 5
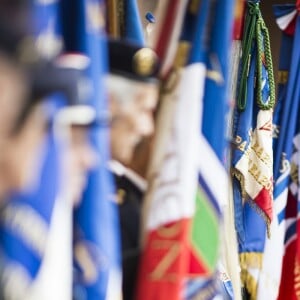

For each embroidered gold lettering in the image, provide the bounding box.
[149,241,180,282]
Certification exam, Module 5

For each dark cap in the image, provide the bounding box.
[29,54,110,127]
[108,39,159,82]
[0,0,36,64]
[15,54,109,130]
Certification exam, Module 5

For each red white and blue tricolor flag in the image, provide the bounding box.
[231,0,276,298]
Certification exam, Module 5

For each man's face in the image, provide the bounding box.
[110,80,159,165]
[0,55,27,141]
[0,55,48,199]
[63,125,98,206]
[0,104,48,196]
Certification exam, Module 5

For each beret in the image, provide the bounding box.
[108,39,159,82]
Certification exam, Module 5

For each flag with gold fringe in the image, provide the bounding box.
[231,0,276,298]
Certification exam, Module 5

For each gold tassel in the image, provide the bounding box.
[294,258,300,299]
[239,252,263,270]
[247,199,271,239]
[173,41,191,69]
[239,252,263,300]
[231,167,247,200]
[240,269,258,300]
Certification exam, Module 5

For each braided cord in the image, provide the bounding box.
[256,16,276,109]
[237,2,275,111]
[237,2,259,111]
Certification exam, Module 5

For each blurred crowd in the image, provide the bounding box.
[0,0,160,299]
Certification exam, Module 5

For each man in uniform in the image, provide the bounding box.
[107,39,160,300]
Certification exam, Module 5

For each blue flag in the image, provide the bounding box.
[124,0,145,45]
[60,0,122,299]
[257,6,296,298]
[198,0,235,297]
[271,4,300,299]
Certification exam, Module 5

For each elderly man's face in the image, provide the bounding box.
[109,80,159,165]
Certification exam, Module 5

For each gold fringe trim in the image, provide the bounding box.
[239,252,262,300]
[240,269,258,300]
[247,198,271,239]
[239,252,263,270]
[188,0,200,14]
[294,258,300,298]
[231,167,247,200]
[231,167,271,238]
[277,70,288,85]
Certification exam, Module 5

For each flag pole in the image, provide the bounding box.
[106,0,120,38]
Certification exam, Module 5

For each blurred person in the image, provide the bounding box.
[0,0,63,202]
[0,51,101,300]
[0,53,51,203]
[22,103,100,300]
[0,50,96,203]
[106,39,160,300]
[54,103,99,206]
[0,53,40,199]
[0,104,100,300]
